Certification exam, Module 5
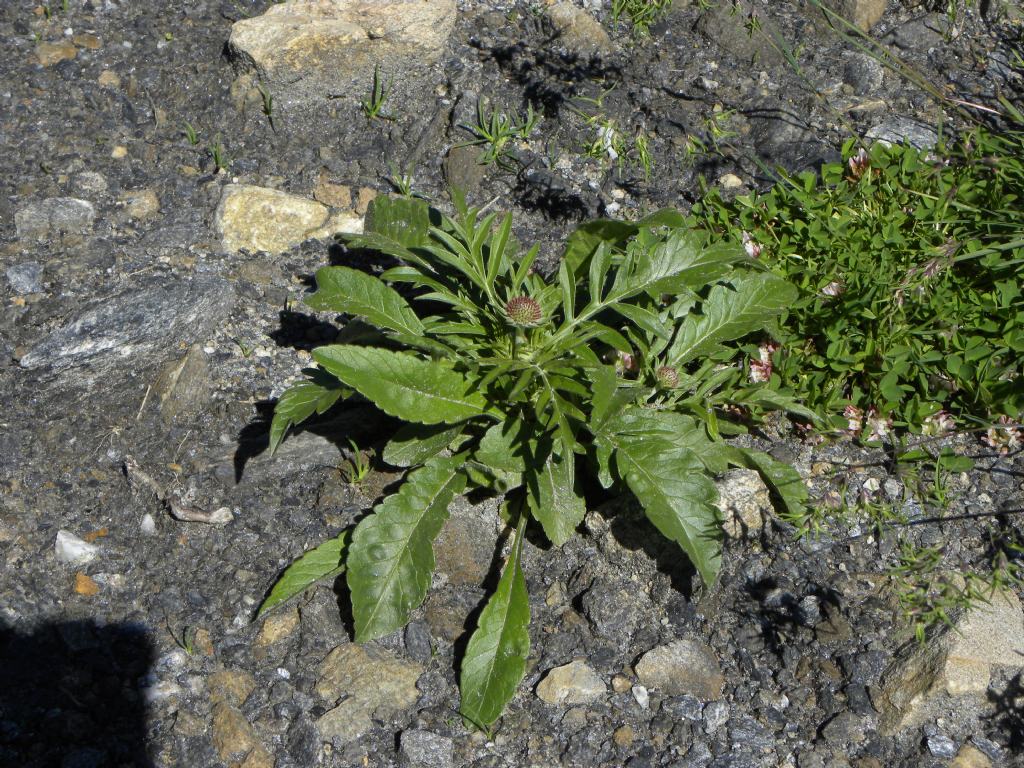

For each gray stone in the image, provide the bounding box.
[6,262,43,295]
[842,53,884,95]
[314,643,423,745]
[635,639,725,700]
[580,579,646,645]
[662,694,704,721]
[535,660,607,706]
[404,621,433,665]
[696,0,784,67]
[926,733,958,758]
[819,710,866,745]
[287,717,323,766]
[866,118,939,150]
[875,588,1024,733]
[19,276,235,374]
[400,729,454,768]
[443,144,488,200]
[153,344,213,423]
[702,700,729,733]
[228,0,456,106]
[433,495,499,586]
[15,197,95,241]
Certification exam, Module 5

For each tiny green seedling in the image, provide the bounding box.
[341,439,372,486]
[183,122,199,146]
[361,65,394,121]
[611,0,673,36]
[460,99,542,167]
[209,140,229,172]
[257,83,275,131]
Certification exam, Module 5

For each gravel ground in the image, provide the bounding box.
[2,1,1024,767]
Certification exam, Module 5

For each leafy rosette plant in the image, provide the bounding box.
[258,194,807,728]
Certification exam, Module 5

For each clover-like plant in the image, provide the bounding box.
[258,194,806,728]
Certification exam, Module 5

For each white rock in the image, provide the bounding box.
[631,684,650,709]
[140,513,157,535]
[54,529,99,565]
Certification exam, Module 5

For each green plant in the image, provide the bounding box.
[610,0,673,36]
[361,64,393,121]
[209,140,229,172]
[259,193,807,728]
[692,129,1024,434]
[257,82,274,131]
[341,439,372,485]
[460,99,541,168]
[183,122,199,146]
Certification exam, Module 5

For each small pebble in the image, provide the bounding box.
[74,572,100,596]
[927,733,957,758]
[631,685,649,709]
[55,529,99,565]
[140,513,157,535]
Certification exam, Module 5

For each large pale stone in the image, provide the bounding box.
[536,660,607,706]
[716,468,771,539]
[228,0,456,105]
[635,639,725,700]
[821,0,888,31]
[315,643,422,745]
[875,589,1024,734]
[214,184,362,254]
[546,2,614,58]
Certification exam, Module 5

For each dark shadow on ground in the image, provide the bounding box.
[0,619,155,767]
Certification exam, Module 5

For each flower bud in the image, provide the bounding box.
[504,296,543,327]
[656,365,679,389]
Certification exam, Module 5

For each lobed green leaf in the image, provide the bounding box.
[348,455,467,641]
[257,531,348,618]
[313,345,495,425]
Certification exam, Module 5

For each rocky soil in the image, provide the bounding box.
[2,1,1024,767]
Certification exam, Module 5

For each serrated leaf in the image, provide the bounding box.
[459,520,530,728]
[669,274,797,367]
[612,231,745,300]
[257,531,348,618]
[269,377,346,455]
[383,423,465,468]
[313,345,494,425]
[306,266,424,338]
[476,418,532,474]
[363,195,433,248]
[726,446,808,521]
[527,450,585,546]
[613,439,722,585]
[348,455,467,641]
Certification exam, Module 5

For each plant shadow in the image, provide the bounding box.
[0,619,156,766]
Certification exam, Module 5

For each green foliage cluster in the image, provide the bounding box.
[260,193,807,727]
[611,0,673,36]
[692,129,1024,434]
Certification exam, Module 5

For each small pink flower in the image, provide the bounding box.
[821,280,845,299]
[843,405,863,434]
[749,360,772,383]
[922,411,955,436]
[748,342,777,383]
[848,147,870,180]
[865,407,893,442]
[982,415,1022,455]
[742,231,762,259]
[615,350,638,375]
